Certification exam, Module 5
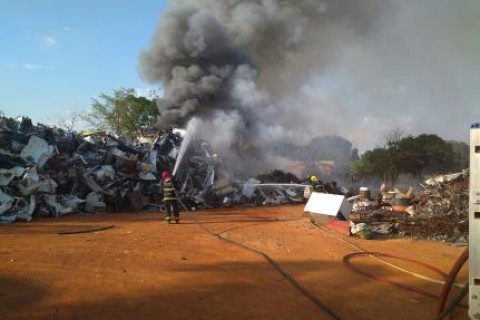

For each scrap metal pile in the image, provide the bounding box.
[0,116,306,223]
[349,171,469,243]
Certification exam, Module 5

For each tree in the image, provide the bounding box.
[395,134,454,176]
[448,140,469,170]
[54,109,88,132]
[85,88,158,137]
[351,133,458,185]
[384,127,405,149]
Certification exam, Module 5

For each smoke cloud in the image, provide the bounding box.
[139,0,480,175]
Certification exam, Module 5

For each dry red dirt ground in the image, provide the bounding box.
[0,205,468,320]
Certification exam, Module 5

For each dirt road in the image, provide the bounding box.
[0,206,468,319]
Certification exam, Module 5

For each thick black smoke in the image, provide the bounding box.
[139,0,480,175]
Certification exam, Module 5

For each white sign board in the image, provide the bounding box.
[304,192,351,220]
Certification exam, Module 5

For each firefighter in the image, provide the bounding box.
[309,175,324,193]
[160,171,180,224]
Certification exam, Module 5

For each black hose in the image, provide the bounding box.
[178,195,343,320]
[58,225,115,235]
[432,284,468,320]
[198,222,343,320]
[436,248,469,315]
[308,216,470,314]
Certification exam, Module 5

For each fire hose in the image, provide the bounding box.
[173,190,344,320]
[58,225,115,235]
[434,247,469,319]
[343,252,452,301]
[174,187,467,319]
[306,215,469,318]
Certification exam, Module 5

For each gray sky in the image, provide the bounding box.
[140,0,480,153]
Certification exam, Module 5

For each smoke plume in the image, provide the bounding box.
[139,0,480,175]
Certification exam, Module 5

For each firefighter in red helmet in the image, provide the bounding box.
[160,171,180,224]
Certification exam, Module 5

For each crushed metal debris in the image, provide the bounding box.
[0,115,469,244]
[0,116,306,223]
[347,170,469,244]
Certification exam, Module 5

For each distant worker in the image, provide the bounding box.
[378,182,388,203]
[309,175,324,193]
[160,171,180,224]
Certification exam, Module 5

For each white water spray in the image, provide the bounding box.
[172,117,199,176]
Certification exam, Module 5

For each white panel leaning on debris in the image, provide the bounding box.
[469,124,480,319]
[304,192,352,221]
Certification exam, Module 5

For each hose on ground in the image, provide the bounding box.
[343,251,466,308]
[433,283,468,320]
[435,248,469,317]
[306,214,469,313]
[58,225,115,235]
[305,212,465,289]
[177,195,343,320]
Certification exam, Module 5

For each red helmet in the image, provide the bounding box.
[161,171,170,180]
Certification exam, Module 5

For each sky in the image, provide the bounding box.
[136,0,480,152]
[1,0,478,151]
[0,0,167,124]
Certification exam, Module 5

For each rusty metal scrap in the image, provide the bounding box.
[396,215,468,242]
[412,173,469,216]
[349,171,469,243]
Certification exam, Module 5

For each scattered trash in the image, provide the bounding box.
[348,172,469,242]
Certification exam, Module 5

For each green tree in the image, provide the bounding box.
[350,147,399,186]
[395,134,454,176]
[448,140,469,170]
[351,134,457,185]
[86,88,158,137]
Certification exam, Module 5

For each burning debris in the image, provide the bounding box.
[0,115,308,224]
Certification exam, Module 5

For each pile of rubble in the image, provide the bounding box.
[348,171,469,243]
[3,113,467,244]
[0,116,306,223]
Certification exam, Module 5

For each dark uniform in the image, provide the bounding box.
[309,175,325,193]
[161,172,180,223]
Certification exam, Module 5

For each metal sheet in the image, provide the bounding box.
[304,192,351,220]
